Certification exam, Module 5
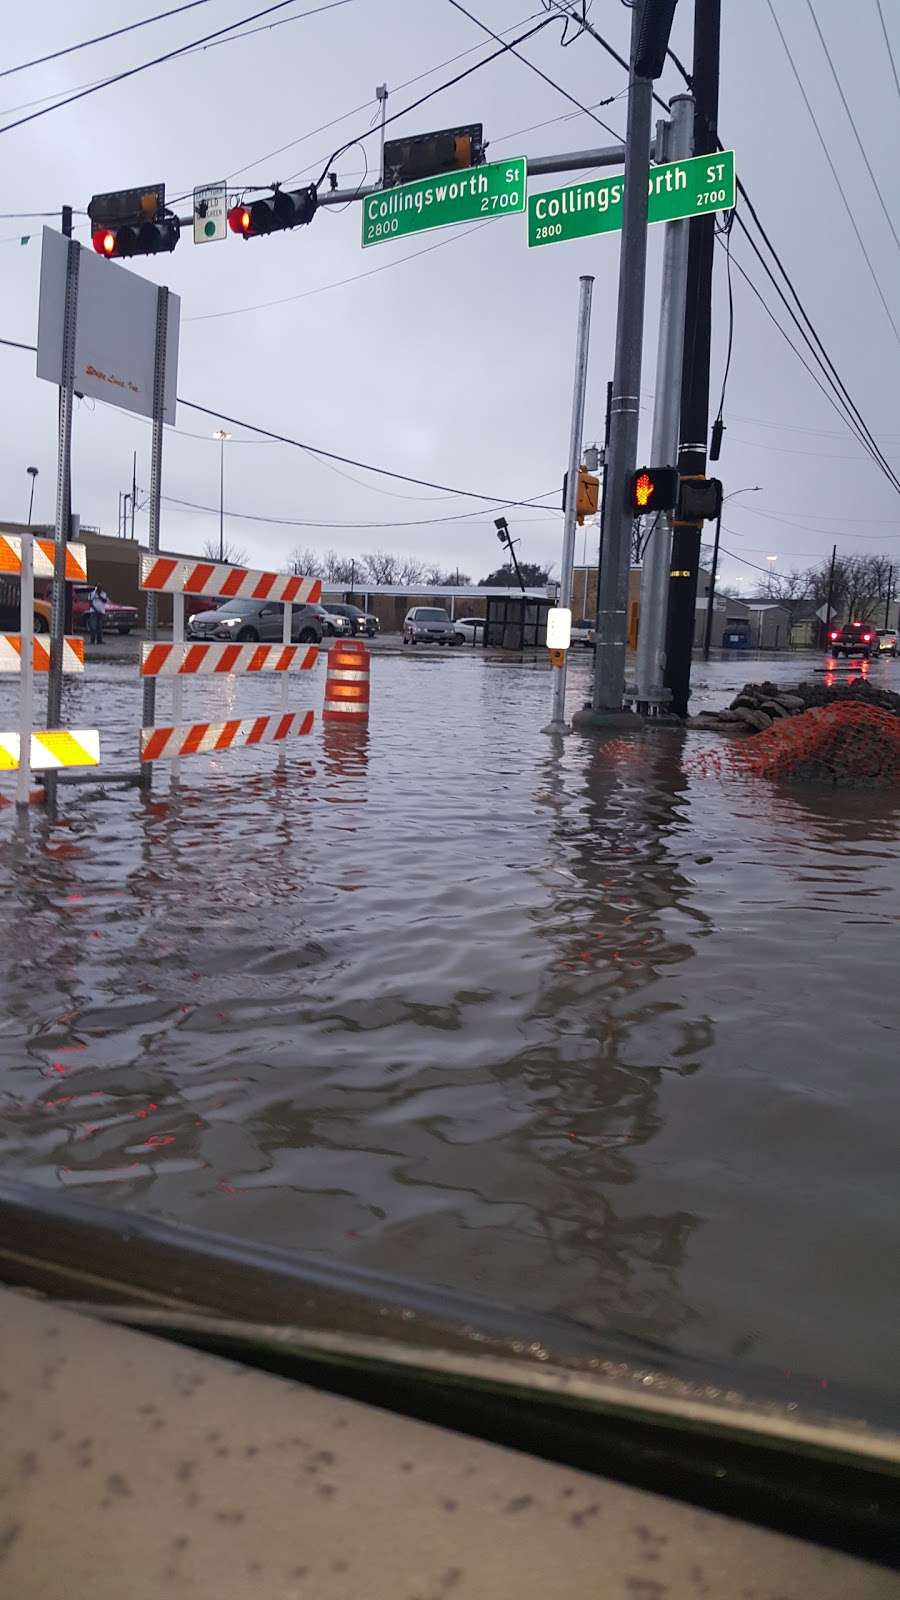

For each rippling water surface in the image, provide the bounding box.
[1,651,898,1406]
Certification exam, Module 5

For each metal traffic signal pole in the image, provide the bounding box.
[544,273,594,735]
[634,95,693,709]
[664,0,721,717]
[139,287,170,794]
[44,212,78,818]
[587,4,655,721]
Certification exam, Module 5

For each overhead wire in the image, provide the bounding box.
[312,13,559,189]
[804,0,900,261]
[0,0,352,136]
[0,0,219,80]
[443,0,624,145]
[875,0,900,108]
[763,0,900,347]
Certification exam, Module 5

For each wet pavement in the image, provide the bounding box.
[0,649,898,1412]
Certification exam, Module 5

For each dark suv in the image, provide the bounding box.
[828,622,877,659]
[324,603,378,638]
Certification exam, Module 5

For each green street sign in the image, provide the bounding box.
[362,156,526,248]
[528,149,735,248]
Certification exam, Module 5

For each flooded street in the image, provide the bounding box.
[1,649,898,1412]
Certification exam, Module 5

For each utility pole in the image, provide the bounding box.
[664,0,721,717]
[214,429,230,561]
[131,450,137,540]
[544,274,594,734]
[702,500,723,660]
[634,94,693,708]
[45,209,76,817]
[587,4,655,722]
[824,543,837,646]
[885,563,894,629]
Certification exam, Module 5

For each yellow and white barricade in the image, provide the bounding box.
[0,534,99,807]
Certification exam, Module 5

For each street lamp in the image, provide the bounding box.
[213,430,231,562]
[25,466,38,526]
[703,484,763,660]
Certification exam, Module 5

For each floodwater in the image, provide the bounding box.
[1,648,899,1412]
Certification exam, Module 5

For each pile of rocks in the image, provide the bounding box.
[692,676,900,735]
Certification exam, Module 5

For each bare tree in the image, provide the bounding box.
[397,556,426,585]
[322,549,359,584]
[361,550,400,584]
[803,552,894,622]
[202,538,247,566]
[286,545,324,578]
[768,567,812,603]
[425,563,472,585]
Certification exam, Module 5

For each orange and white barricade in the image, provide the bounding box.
[322,639,371,723]
[0,534,98,808]
[139,554,322,775]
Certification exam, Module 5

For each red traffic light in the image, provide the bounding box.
[631,465,679,514]
[90,219,179,258]
[92,228,117,256]
[228,204,253,236]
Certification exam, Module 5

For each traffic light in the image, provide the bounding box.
[91,219,179,257]
[562,466,600,524]
[227,185,318,239]
[89,183,179,258]
[631,466,679,513]
[633,0,679,79]
[383,124,484,186]
[675,476,723,522]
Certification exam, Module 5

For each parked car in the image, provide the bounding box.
[571,617,595,648]
[452,616,486,645]
[828,621,877,658]
[186,598,323,643]
[875,628,898,657]
[324,603,378,638]
[310,603,352,638]
[403,606,457,646]
[71,583,139,635]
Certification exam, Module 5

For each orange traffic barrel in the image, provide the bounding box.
[322,638,371,722]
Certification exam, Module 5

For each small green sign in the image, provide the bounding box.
[528,149,735,249]
[362,156,527,248]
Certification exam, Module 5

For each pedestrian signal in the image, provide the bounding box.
[631,466,679,513]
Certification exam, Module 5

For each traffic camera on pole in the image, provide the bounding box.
[227,184,318,240]
[89,184,179,258]
[631,466,679,514]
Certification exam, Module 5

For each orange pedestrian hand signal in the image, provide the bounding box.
[630,465,679,515]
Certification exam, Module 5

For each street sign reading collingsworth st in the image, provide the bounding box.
[362,156,526,247]
[528,150,735,248]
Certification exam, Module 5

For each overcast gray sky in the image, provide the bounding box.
[2,0,900,593]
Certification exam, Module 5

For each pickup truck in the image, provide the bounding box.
[827,621,877,659]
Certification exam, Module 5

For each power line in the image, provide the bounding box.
[0,7,334,121]
[763,0,900,347]
[875,0,900,110]
[731,200,900,494]
[162,492,559,528]
[0,1,218,81]
[443,0,624,145]
[0,0,351,136]
[312,14,558,189]
[803,0,900,260]
[725,237,898,488]
[217,8,546,190]
[177,397,560,509]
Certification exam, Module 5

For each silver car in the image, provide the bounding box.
[403,606,457,646]
[186,598,323,643]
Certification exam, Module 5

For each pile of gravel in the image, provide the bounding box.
[693,676,900,734]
